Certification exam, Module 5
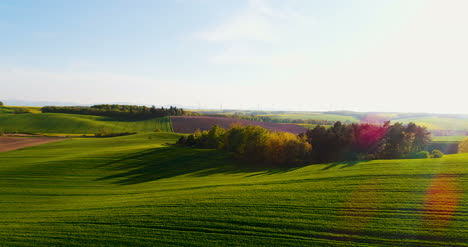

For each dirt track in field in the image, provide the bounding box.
[0,137,66,153]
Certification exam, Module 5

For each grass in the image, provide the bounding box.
[432,136,467,142]
[0,113,172,134]
[0,133,466,246]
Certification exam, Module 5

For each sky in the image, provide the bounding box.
[1,0,467,113]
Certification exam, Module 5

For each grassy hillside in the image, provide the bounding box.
[0,133,466,246]
[432,136,467,142]
[0,113,172,134]
[394,117,468,131]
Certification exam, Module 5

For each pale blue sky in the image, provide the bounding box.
[1,0,467,113]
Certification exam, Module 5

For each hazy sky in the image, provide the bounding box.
[1,0,467,113]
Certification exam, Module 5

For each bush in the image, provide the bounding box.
[406,151,430,159]
[431,149,444,158]
[13,107,31,114]
[176,136,187,145]
[95,130,136,137]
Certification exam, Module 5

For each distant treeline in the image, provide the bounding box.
[177,121,436,166]
[42,105,186,119]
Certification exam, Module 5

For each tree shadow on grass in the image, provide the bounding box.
[95,145,296,185]
[321,160,361,170]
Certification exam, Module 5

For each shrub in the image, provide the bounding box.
[13,107,31,114]
[406,151,430,159]
[176,136,187,145]
[95,129,136,137]
[431,149,444,158]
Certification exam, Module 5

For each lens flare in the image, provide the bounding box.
[336,179,383,239]
[422,174,461,230]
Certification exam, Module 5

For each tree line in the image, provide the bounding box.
[177,121,437,166]
[177,124,311,166]
[42,105,185,119]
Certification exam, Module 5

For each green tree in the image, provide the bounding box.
[459,138,468,153]
[206,125,226,149]
[0,101,3,106]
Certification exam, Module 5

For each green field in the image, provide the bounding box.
[394,117,468,131]
[0,113,172,134]
[0,133,466,246]
[259,113,359,122]
[432,136,467,142]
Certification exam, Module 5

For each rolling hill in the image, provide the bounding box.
[0,113,172,134]
[0,133,466,246]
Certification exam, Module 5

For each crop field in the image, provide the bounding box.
[0,113,172,134]
[171,116,307,134]
[0,133,466,246]
[194,110,468,133]
[392,117,468,132]
[0,136,66,153]
[258,113,359,122]
[432,136,467,142]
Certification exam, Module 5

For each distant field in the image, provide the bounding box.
[291,123,332,129]
[172,116,307,134]
[194,110,468,133]
[0,136,66,153]
[432,136,467,142]
[393,117,468,131]
[0,113,172,134]
[0,133,466,246]
[259,113,359,122]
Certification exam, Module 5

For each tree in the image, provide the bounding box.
[459,138,468,153]
[206,125,226,149]
[0,101,3,106]
[381,123,408,159]
[412,125,432,152]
